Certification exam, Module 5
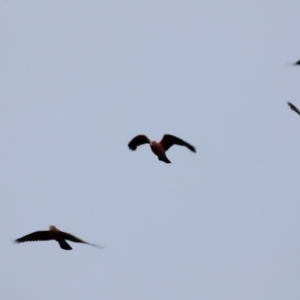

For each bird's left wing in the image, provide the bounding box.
[160,134,196,152]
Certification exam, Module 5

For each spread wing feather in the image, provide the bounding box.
[128,135,150,150]
[160,134,196,152]
[15,231,52,243]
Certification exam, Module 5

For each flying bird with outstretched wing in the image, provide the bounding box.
[287,102,300,116]
[128,134,196,163]
[14,225,104,251]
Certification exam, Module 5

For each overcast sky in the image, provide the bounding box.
[1,1,300,299]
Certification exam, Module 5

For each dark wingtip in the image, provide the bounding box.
[128,144,137,151]
[90,243,104,249]
[186,144,196,153]
[128,140,137,151]
[14,238,25,244]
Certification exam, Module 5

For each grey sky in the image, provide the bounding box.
[1,1,300,299]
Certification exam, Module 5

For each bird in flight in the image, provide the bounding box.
[14,225,103,251]
[287,102,300,116]
[128,134,196,163]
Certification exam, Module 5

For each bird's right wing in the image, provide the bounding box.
[61,232,104,249]
[128,135,150,151]
[15,231,53,243]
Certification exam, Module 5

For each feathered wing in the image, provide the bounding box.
[288,102,300,115]
[15,231,52,244]
[128,135,150,150]
[60,231,104,249]
[160,134,196,152]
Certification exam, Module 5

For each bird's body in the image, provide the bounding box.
[128,134,196,163]
[14,225,103,251]
[150,141,165,157]
[149,141,170,162]
[49,226,72,250]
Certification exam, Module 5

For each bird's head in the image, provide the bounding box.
[149,140,156,146]
[49,225,57,231]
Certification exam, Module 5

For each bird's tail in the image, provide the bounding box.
[159,156,171,163]
[59,240,72,250]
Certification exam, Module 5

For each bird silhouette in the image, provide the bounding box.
[128,134,196,163]
[14,225,103,250]
[287,102,300,116]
